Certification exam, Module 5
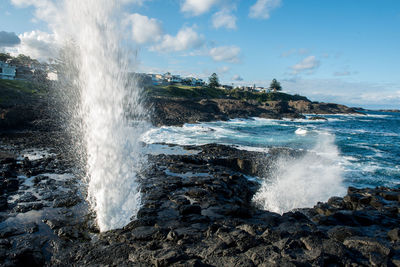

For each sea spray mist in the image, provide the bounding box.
[253,132,346,213]
[55,0,149,231]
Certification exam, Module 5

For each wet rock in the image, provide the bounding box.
[4,178,19,192]
[43,219,64,230]
[53,194,80,208]
[32,175,48,184]
[13,202,44,213]
[343,236,391,258]
[24,223,39,234]
[1,133,400,266]
[9,247,44,267]
[327,226,362,242]
[0,226,24,238]
[0,196,7,211]
[18,192,38,203]
[388,228,400,242]
[380,191,400,202]
[131,226,158,241]
[309,116,327,121]
[57,226,82,240]
[179,204,201,216]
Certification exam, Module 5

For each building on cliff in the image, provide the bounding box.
[0,61,16,80]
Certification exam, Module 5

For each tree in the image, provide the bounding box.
[269,78,282,92]
[0,53,12,63]
[208,73,220,88]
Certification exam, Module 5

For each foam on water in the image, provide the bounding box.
[295,128,307,135]
[253,132,346,214]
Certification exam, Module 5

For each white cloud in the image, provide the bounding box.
[11,31,58,61]
[151,26,204,52]
[0,31,21,47]
[212,9,237,30]
[209,45,241,63]
[126,13,163,44]
[11,0,59,25]
[291,56,320,74]
[181,0,220,16]
[121,0,149,5]
[218,66,231,74]
[232,74,243,81]
[249,0,281,19]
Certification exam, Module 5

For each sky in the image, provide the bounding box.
[0,0,399,109]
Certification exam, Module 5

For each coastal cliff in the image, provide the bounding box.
[149,96,361,126]
[0,80,361,130]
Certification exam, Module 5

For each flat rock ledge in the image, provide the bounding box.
[0,133,399,266]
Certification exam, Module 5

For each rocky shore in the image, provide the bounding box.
[149,97,361,126]
[1,131,399,266]
[0,94,361,130]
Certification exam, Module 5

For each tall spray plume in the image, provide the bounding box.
[54,0,148,231]
[253,132,346,214]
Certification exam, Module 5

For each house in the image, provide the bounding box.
[219,85,233,90]
[0,61,17,80]
[170,75,182,84]
[149,74,164,85]
[15,65,33,80]
[239,86,255,92]
[186,77,205,86]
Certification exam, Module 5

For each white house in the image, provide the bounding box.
[170,75,182,83]
[0,61,16,80]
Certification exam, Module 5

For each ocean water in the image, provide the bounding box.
[142,111,400,213]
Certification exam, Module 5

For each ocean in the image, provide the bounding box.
[142,111,400,213]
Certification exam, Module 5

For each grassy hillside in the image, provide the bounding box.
[0,80,310,108]
[0,79,46,106]
[145,84,310,103]
[144,85,226,99]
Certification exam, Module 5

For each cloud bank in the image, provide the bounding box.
[291,56,320,74]
[0,31,21,47]
[181,0,220,16]
[209,45,241,63]
[152,26,204,52]
[212,9,237,30]
[126,14,163,44]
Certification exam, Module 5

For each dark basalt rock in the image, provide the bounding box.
[309,116,327,121]
[0,131,399,266]
[149,97,306,126]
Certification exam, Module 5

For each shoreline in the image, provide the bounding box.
[1,80,399,265]
[0,130,399,266]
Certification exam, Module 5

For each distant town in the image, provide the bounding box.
[1,53,275,93]
[134,72,272,93]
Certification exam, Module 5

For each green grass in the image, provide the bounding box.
[145,84,310,103]
[0,79,45,106]
[145,84,226,99]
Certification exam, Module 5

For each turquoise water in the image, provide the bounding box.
[143,111,400,189]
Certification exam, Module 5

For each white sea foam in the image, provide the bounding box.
[234,145,270,153]
[295,128,308,135]
[366,114,391,118]
[18,149,55,161]
[253,132,346,214]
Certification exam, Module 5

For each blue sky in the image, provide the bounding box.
[1,0,399,109]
